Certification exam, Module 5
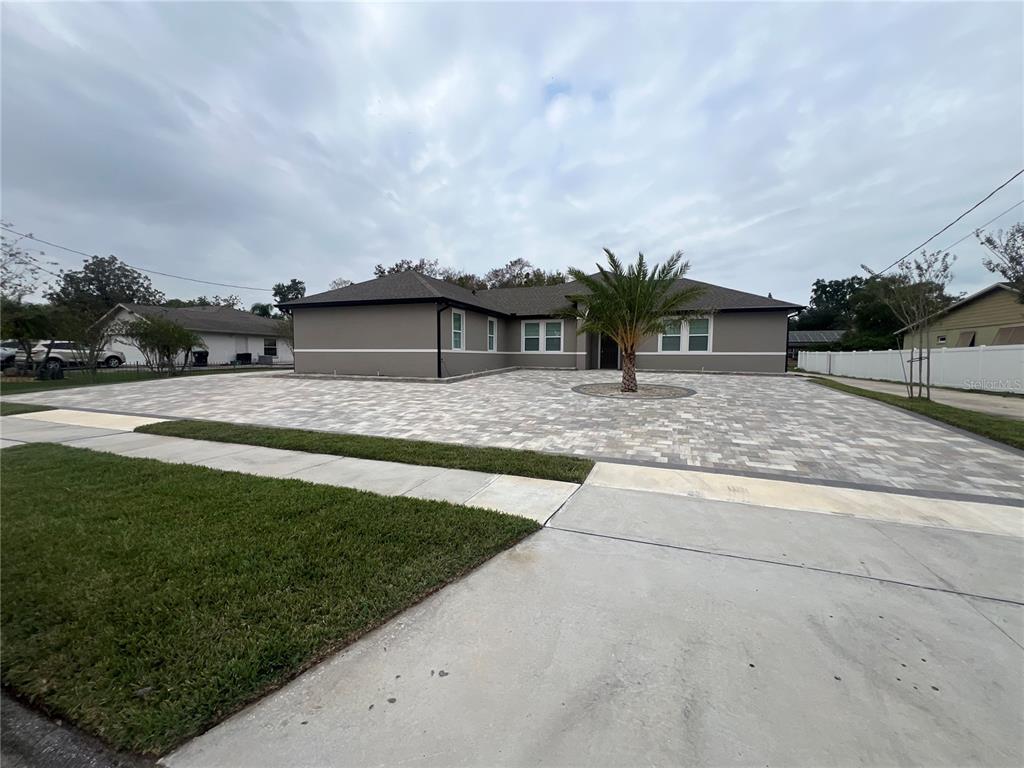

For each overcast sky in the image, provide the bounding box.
[3,2,1022,308]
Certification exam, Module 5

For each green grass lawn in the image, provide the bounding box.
[810,377,1024,450]
[137,419,595,483]
[0,366,284,396]
[0,401,54,416]
[1,444,539,756]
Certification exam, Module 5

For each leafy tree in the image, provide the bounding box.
[115,316,206,374]
[561,249,705,392]
[839,276,904,350]
[374,258,442,278]
[328,277,353,290]
[977,222,1024,302]
[791,276,865,330]
[250,302,274,318]
[866,250,956,399]
[45,255,164,317]
[164,295,241,309]
[0,297,58,372]
[439,269,486,290]
[272,279,306,304]
[484,258,566,289]
[1,224,54,300]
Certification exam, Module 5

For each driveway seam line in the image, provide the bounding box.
[545,525,1024,607]
[542,482,586,528]
[462,474,503,506]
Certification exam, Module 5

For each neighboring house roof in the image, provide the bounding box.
[895,282,1020,333]
[787,330,847,344]
[103,303,286,336]
[280,271,803,316]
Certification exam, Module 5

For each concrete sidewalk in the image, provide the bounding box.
[814,374,1024,420]
[0,410,578,523]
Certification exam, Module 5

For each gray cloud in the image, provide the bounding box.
[2,2,1021,308]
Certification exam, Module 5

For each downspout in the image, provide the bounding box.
[436,302,448,379]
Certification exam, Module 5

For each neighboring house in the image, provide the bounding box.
[280,271,801,378]
[786,329,847,361]
[98,304,294,366]
[899,283,1024,349]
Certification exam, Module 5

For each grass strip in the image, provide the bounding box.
[137,419,594,483]
[0,402,55,416]
[810,377,1024,450]
[1,443,539,755]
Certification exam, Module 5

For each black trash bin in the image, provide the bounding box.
[192,350,209,367]
[235,353,252,365]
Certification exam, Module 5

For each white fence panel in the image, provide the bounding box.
[798,345,1024,393]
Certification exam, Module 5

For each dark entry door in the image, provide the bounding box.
[599,334,619,369]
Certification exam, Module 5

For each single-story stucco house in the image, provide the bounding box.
[899,282,1024,349]
[279,272,801,378]
[99,304,294,366]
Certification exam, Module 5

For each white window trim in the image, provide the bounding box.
[451,309,465,350]
[655,316,713,354]
[487,317,497,352]
[657,319,683,353]
[521,318,564,353]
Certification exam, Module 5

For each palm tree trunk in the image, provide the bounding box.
[621,349,638,392]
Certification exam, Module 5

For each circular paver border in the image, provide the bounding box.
[571,382,697,400]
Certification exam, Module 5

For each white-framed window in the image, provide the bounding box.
[487,317,497,351]
[522,319,563,352]
[659,319,682,352]
[451,309,464,350]
[657,317,712,352]
[687,318,710,351]
[263,338,278,357]
[937,335,947,345]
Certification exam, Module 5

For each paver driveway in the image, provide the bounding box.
[7,370,1022,499]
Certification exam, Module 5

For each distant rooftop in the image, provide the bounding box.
[118,304,286,336]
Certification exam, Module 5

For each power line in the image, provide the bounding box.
[0,226,274,292]
[939,199,1023,251]
[872,167,1024,275]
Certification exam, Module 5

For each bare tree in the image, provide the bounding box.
[328,277,353,290]
[1,223,55,300]
[865,250,955,399]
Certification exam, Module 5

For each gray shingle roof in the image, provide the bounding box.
[280,271,803,315]
[121,304,286,336]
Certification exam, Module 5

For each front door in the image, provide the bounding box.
[599,334,619,370]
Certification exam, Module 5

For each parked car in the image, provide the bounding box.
[15,341,126,370]
[1,339,20,369]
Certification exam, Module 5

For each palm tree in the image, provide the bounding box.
[563,249,706,392]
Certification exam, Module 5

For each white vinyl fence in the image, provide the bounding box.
[798,345,1024,393]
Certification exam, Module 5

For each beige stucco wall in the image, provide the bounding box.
[902,289,1024,348]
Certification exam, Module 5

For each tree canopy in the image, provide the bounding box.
[163,295,241,309]
[372,256,565,290]
[977,222,1024,302]
[272,279,306,304]
[45,255,164,316]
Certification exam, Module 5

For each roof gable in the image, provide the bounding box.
[896,282,1020,332]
